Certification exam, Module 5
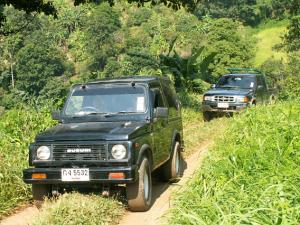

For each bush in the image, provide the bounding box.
[168,101,300,224]
[32,193,124,225]
[0,107,55,218]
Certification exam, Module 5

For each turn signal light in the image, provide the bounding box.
[32,173,47,179]
[244,97,250,103]
[108,172,125,179]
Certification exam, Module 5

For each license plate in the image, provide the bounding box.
[61,168,89,182]
[217,103,229,108]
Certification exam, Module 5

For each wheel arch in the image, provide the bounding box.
[136,144,153,170]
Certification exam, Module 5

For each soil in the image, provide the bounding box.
[118,142,211,225]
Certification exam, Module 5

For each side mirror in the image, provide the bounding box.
[51,111,61,121]
[257,85,263,90]
[211,84,216,88]
[155,107,168,118]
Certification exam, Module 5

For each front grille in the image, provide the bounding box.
[52,144,107,161]
[214,95,235,103]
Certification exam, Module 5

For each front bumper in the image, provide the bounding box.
[23,166,137,184]
[202,102,249,113]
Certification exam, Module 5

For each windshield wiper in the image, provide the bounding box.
[71,112,106,118]
[104,111,136,117]
[218,85,239,89]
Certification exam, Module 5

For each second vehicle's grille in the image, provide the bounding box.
[52,144,107,161]
[214,95,235,103]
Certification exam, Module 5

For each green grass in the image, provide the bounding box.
[32,193,124,225]
[179,92,228,156]
[250,20,288,66]
[0,108,55,218]
[167,101,300,224]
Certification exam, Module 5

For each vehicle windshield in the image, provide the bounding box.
[216,75,256,89]
[64,84,147,116]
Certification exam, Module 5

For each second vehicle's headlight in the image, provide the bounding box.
[111,144,127,160]
[236,96,249,103]
[36,146,51,160]
[203,95,214,101]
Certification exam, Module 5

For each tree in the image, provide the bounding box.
[0,0,196,33]
[204,18,255,82]
[15,42,65,96]
[283,16,300,52]
[81,3,121,72]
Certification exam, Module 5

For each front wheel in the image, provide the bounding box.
[32,184,52,208]
[203,112,213,122]
[126,157,152,212]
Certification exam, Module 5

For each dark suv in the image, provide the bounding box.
[202,68,276,121]
[23,76,184,211]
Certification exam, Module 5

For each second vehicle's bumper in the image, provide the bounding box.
[23,166,137,184]
[202,102,249,113]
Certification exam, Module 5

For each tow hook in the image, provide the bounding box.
[52,185,60,197]
[101,185,110,197]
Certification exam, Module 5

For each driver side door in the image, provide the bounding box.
[151,88,169,166]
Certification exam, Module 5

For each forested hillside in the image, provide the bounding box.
[1,0,299,109]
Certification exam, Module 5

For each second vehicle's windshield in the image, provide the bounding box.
[64,84,147,116]
[217,75,256,89]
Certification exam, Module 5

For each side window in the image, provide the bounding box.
[262,76,268,89]
[152,89,165,108]
[256,75,263,86]
[162,82,180,110]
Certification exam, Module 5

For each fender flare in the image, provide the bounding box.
[136,144,153,169]
[170,130,182,154]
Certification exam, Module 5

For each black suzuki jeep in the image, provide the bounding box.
[23,76,183,211]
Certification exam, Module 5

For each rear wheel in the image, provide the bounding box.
[203,112,213,122]
[32,184,52,208]
[160,142,182,183]
[126,157,152,212]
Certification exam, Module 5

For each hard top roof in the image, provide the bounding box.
[77,76,170,86]
[224,73,258,77]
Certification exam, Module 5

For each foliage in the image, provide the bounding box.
[204,18,255,82]
[32,193,124,225]
[15,42,66,96]
[168,101,300,224]
[195,0,299,26]
[0,106,55,218]
[283,16,300,52]
[260,53,300,99]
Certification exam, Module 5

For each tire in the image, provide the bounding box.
[160,142,182,183]
[270,95,276,105]
[126,157,152,212]
[203,112,213,122]
[32,184,52,208]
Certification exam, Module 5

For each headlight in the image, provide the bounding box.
[111,144,127,160]
[236,96,249,103]
[203,95,214,101]
[36,146,51,160]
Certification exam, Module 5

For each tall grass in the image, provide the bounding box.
[168,101,300,224]
[0,108,55,218]
[32,193,124,225]
[179,92,228,156]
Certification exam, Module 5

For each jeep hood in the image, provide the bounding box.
[205,89,252,96]
[35,121,150,142]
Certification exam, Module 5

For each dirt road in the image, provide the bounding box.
[0,142,210,225]
[119,142,210,225]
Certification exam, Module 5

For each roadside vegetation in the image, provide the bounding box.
[32,193,123,225]
[0,107,55,218]
[168,101,300,224]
